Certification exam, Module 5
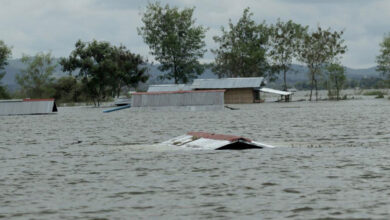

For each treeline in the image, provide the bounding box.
[1,2,390,104]
[138,4,347,101]
[295,77,389,90]
[0,41,148,106]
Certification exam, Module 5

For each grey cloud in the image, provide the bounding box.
[0,0,389,68]
[277,0,381,4]
[94,0,147,10]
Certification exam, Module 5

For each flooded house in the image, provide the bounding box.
[0,99,58,116]
[145,77,292,104]
[191,77,266,104]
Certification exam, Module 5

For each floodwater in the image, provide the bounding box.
[1,93,390,219]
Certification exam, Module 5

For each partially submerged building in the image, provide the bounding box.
[145,77,293,105]
[0,99,58,116]
[192,77,265,104]
[131,90,225,110]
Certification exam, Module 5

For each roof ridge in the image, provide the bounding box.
[195,77,264,80]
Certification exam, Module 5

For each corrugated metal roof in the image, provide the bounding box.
[259,88,292,95]
[132,89,225,95]
[131,90,225,108]
[192,77,265,89]
[0,99,23,102]
[147,84,192,92]
[160,132,276,150]
[0,99,57,116]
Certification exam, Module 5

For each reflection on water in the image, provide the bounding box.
[1,97,390,219]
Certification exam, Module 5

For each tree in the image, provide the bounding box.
[0,72,11,99]
[326,63,346,100]
[112,45,148,97]
[0,40,12,99]
[376,33,390,79]
[138,2,207,83]
[60,40,148,106]
[269,19,308,91]
[16,52,56,98]
[52,76,84,103]
[0,40,11,71]
[297,27,347,101]
[212,8,273,79]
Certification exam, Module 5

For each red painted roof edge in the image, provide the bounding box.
[23,98,55,102]
[132,90,225,95]
[187,131,252,143]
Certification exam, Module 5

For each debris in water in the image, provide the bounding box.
[224,106,239,110]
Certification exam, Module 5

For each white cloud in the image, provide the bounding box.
[0,0,389,68]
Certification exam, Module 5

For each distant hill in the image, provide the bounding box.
[266,64,381,88]
[2,59,23,91]
[1,58,381,91]
[345,66,380,79]
[1,59,66,91]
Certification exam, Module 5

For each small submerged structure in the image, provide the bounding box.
[0,98,58,116]
[161,132,275,150]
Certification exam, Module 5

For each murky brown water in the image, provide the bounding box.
[1,95,390,219]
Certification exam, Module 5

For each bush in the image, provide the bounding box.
[363,90,386,96]
[0,86,10,99]
[376,94,385,99]
[52,76,87,104]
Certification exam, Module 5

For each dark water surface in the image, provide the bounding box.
[1,98,390,219]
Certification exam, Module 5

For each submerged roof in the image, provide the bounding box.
[187,131,252,142]
[0,99,57,116]
[192,77,265,89]
[161,131,276,150]
[132,90,225,95]
[147,84,192,92]
[259,88,292,96]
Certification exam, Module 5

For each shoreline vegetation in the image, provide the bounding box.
[1,2,390,105]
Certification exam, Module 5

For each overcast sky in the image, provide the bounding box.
[0,0,389,69]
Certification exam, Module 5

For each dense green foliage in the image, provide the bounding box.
[0,40,11,72]
[376,33,390,78]
[138,2,207,83]
[269,19,308,90]
[297,27,347,101]
[15,52,56,98]
[61,40,148,106]
[113,45,149,96]
[0,40,12,99]
[0,75,10,99]
[212,8,273,79]
[362,90,386,97]
[52,76,86,104]
[325,63,346,100]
